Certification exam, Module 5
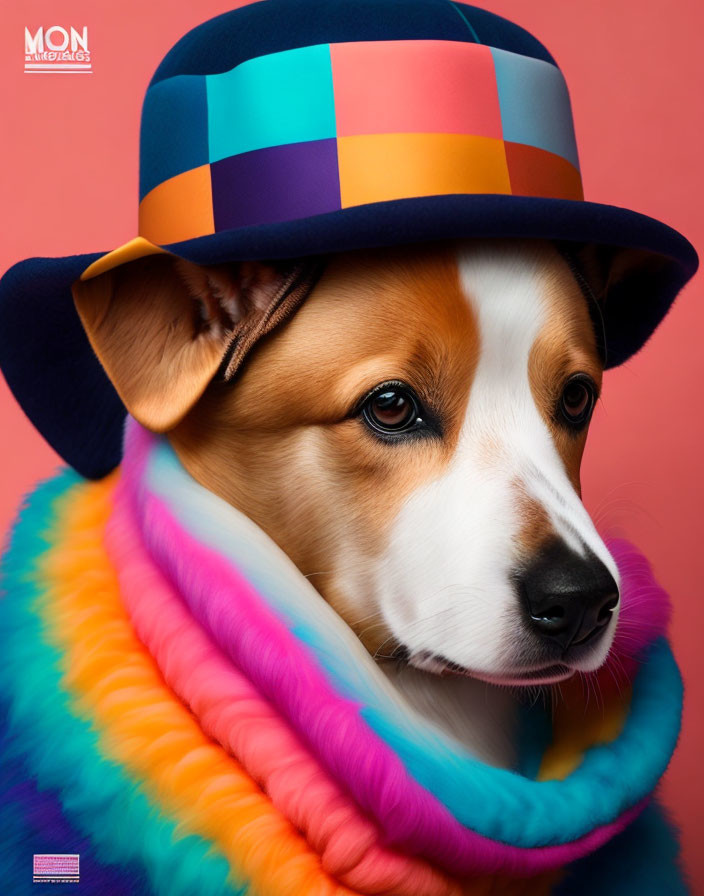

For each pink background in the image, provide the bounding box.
[1,0,702,889]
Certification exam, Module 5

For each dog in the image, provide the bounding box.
[1,1,695,887]
[71,235,620,770]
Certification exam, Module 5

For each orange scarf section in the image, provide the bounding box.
[38,472,560,896]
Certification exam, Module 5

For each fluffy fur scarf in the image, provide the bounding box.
[0,419,687,895]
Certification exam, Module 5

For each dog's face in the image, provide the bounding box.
[73,237,619,688]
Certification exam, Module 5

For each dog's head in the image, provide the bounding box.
[73,238,621,687]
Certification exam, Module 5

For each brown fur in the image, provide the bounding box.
[507,247,603,563]
[529,252,603,495]
[73,238,603,657]
[170,241,479,653]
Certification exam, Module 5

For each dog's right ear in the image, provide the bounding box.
[71,254,317,432]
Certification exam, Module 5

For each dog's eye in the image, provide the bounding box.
[361,382,423,435]
[559,375,596,428]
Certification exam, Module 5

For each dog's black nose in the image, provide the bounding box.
[519,541,619,650]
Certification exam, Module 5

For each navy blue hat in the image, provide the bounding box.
[0,0,698,478]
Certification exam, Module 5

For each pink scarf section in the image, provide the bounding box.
[102,418,676,890]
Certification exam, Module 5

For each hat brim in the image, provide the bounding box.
[0,193,697,479]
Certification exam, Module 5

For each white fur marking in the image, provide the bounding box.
[373,243,619,678]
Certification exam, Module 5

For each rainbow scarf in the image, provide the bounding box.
[0,419,686,895]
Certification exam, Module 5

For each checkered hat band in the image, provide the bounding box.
[138,39,583,246]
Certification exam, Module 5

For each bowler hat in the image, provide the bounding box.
[0,0,697,478]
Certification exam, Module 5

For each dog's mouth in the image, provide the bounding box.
[461,664,574,687]
[395,647,574,687]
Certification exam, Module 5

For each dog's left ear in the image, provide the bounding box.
[560,243,660,302]
[72,254,323,432]
[556,242,670,366]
